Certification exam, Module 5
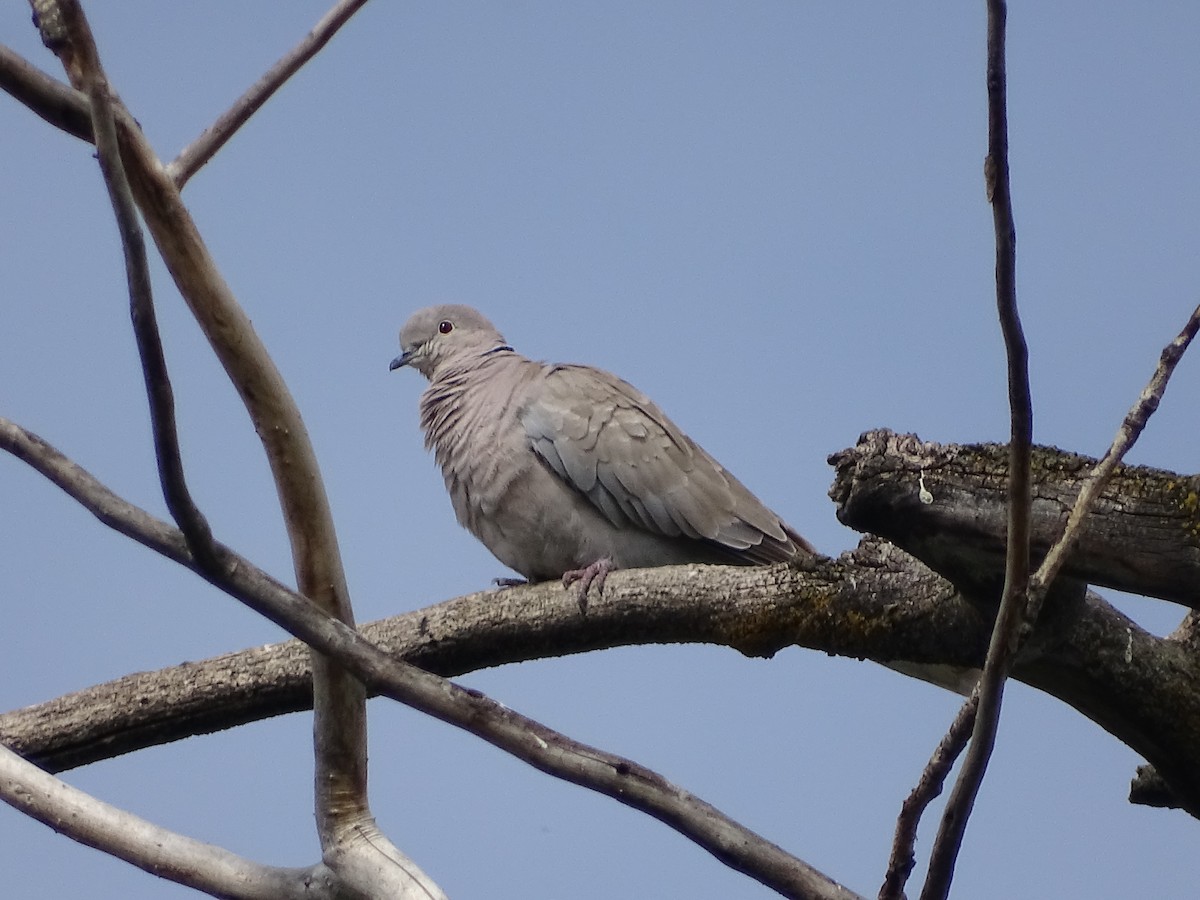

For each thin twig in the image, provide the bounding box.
[913,318,1200,900]
[63,3,219,571]
[166,0,370,188]
[0,417,860,900]
[920,4,1028,898]
[1026,303,1200,619]
[879,694,978,900]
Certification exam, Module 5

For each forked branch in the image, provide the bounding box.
[168,0,371,187]
[31,0,372,851]
[0,417,857,900]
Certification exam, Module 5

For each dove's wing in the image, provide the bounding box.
[521,364,809,564]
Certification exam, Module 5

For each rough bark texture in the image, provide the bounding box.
[831,429,1200,814]
[5,430,1198,816]
[830,429,1200,608]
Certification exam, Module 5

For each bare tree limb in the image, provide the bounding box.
[8,415,1200,819]
[3,1,370,186]
[879,697,977,900]
[922,4,1027,896]
[0,42,91,141]
[167,0,370,188]
[45,21,416,889]
[31,0,374,856]
[832,433,1200,610]
[0,416,856,900]
[64,0,219,572]
[0,743,314,899]
[839,297,1200,864]
[834,430,1200,813]
[913,304,1200,900]
[1026,302,1200,617]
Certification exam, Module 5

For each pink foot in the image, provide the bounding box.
[561,558,615,613]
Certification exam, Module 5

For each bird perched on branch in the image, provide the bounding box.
[390,305,814,608]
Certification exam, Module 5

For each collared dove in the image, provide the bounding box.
[390,305,814,606]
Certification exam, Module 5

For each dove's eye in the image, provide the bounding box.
[439,320,453,334]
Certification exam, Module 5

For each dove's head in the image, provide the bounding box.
[390,305,510,379]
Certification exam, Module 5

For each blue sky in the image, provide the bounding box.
[2,4,1198,898]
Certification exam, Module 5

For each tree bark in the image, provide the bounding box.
[830,429,1200,608]
[6,430,1198,816]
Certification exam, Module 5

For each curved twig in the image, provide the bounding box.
[921,4,1030,897]
[167,0,371,187]
[68,2,218,571]
[1027,302,1200,614]
[879,697,976,900]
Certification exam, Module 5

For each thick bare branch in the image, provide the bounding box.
[8,418,1200,822]
[832,430,1200,816]
[8,411,1200,816]
[0,743,311,899]
[832,432,1200,610]
[0,417,854,900]
[843,297,1200,887]
[167,0,370,187]
[892,301,1200,891]
[0,42,91,140]
[33,0,370,846]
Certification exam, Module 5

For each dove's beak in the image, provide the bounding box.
[389,351,414,371]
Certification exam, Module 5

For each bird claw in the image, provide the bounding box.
[561,558,614,613]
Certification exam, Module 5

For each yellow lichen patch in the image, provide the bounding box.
[1163,481,1200,540]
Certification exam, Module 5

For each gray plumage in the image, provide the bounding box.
[390,305,813,597]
